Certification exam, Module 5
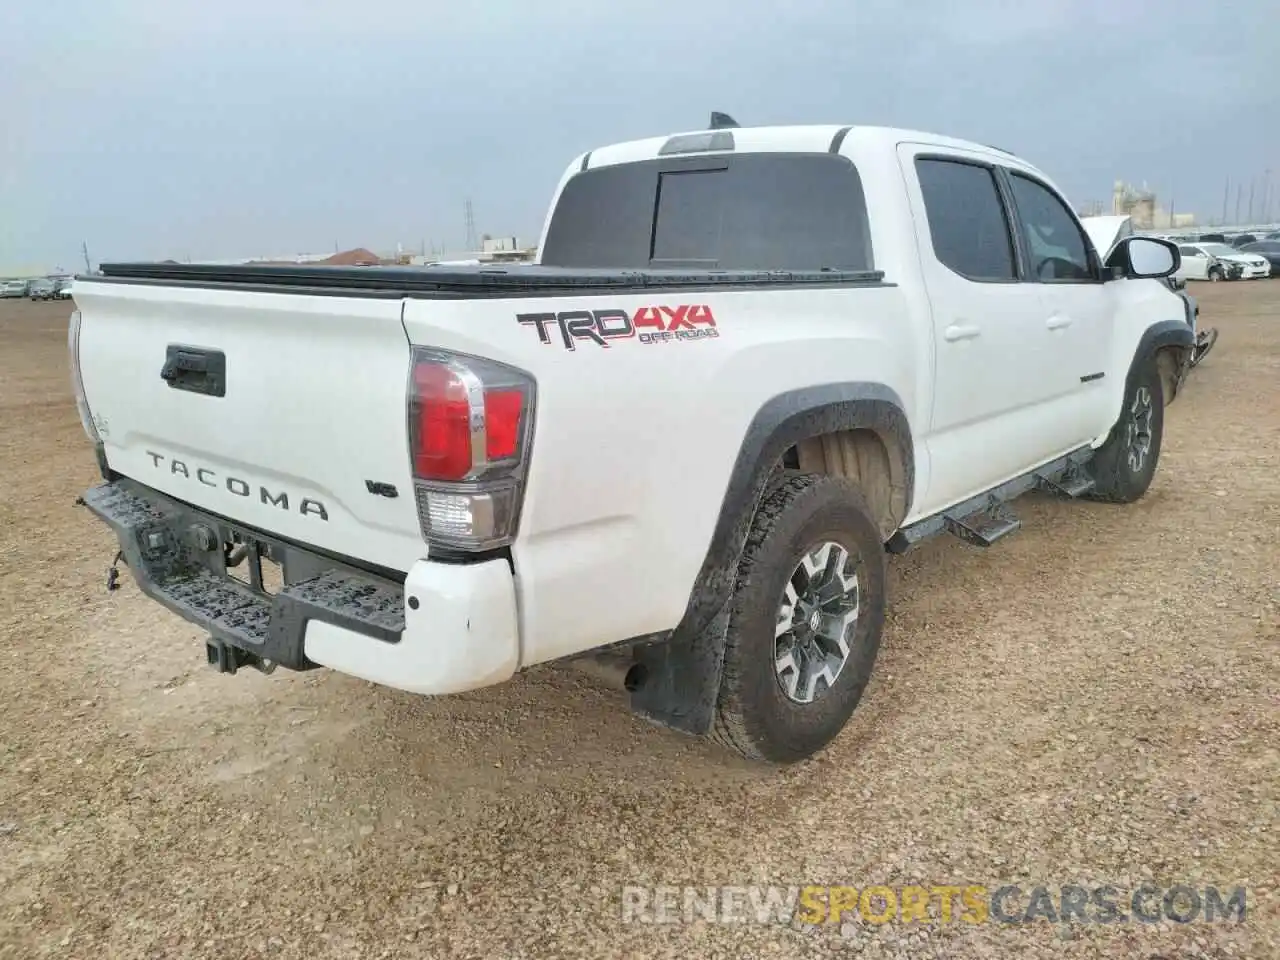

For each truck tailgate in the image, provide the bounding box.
[74,281,424,572]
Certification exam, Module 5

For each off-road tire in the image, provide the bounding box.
[711,474,887,763]
[1087,354,1165,503]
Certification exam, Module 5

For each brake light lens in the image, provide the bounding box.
[411,362,473,481]
[407,349,535,551]
[483,388,524,461]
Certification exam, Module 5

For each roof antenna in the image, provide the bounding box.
[709,111,739,130]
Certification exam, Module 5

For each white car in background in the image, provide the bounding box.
[1175,242,1270,281]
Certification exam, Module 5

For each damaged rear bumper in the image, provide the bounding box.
[81,479,520,694]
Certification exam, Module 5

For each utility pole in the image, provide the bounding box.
[1235,183,1243,225]
[464,199,478,252]
[1247,178,1256,223]
[1221,178,1229,226]
[1263,169,1272,223]
[81,241,91,273]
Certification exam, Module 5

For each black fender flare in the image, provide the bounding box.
[1130,318,1195,404]
[628,383,914,735]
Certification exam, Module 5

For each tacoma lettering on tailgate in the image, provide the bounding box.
[517,304,718,351]
[145,451,329,520]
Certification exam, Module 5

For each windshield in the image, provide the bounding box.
[1199,244,1236,256]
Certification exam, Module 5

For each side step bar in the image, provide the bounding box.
[1035,466,1095,499]
[887,447,1095,554]
[943,502,1021,548]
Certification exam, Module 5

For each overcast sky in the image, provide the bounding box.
[3,0,1278,272]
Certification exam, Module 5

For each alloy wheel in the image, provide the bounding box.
[773,541,861,705]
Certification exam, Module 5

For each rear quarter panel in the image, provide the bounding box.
[402,286,918,667]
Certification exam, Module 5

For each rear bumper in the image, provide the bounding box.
[81,479,519,695]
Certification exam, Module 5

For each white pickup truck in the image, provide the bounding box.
[71,119,1195,763]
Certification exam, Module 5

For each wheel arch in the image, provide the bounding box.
[1131,318,1195,408]
[626,382,913,735]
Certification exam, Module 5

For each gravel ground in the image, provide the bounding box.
[1,285,1276,959]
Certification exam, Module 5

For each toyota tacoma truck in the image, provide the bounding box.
[71,119,1195,764]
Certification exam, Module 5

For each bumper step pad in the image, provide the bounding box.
[81,480,404,670]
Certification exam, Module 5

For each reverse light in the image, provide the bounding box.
[407,348,535,551]
[67,309,100,443]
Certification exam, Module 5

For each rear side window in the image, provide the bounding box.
[914,158,1016,281]
[541,153,873,271]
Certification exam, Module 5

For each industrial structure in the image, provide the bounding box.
[1110,180,1195,230]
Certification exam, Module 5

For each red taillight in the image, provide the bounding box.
[484,388,524,461]
[407,351,536,549]
[410,359,532,482]
[411,361,473,481]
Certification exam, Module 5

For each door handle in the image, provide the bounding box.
[943,323,982,342]
[1046,315,1073,331]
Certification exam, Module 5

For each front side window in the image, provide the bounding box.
[1006,173,1095,281]
[1198,244,1236,257]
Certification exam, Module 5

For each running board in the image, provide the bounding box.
[887,447,1094,554]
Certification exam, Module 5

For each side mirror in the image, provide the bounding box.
[1106,236,1180,280]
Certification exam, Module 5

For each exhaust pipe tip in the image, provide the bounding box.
[567,655,649,693]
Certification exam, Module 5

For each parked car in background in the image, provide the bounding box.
[0,279,30,298]
[1238,240,1280,274]
[27,279,57,300]
[1175,242,1268,281]
[54,279,75,299]
[1197,233,1227,243]
[1175,244,1239,281]
[1229,234,1259,248]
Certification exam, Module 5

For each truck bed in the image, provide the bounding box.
[90,262,886,298]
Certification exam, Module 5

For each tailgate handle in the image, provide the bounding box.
[161,345,226,397]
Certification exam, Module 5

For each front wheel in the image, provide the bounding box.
[712,475,887,763]
[1087,355,1165,503]
[1208,266,1223,282]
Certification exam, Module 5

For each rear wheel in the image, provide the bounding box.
[1087,355,1165,503]
[712,475,887,763]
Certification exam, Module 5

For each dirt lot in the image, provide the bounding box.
[1,285,1276,959]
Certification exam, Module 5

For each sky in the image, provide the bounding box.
[3,0,1278,273]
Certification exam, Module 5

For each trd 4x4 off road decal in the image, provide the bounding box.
[517,305,718,351]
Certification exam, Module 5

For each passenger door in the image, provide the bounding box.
[1176,245,1209,280]
[904,149,1075,511]
[1000,169,1114,445]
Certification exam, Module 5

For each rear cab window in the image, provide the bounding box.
[540,153,874,271]
[913,157,1017,281]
